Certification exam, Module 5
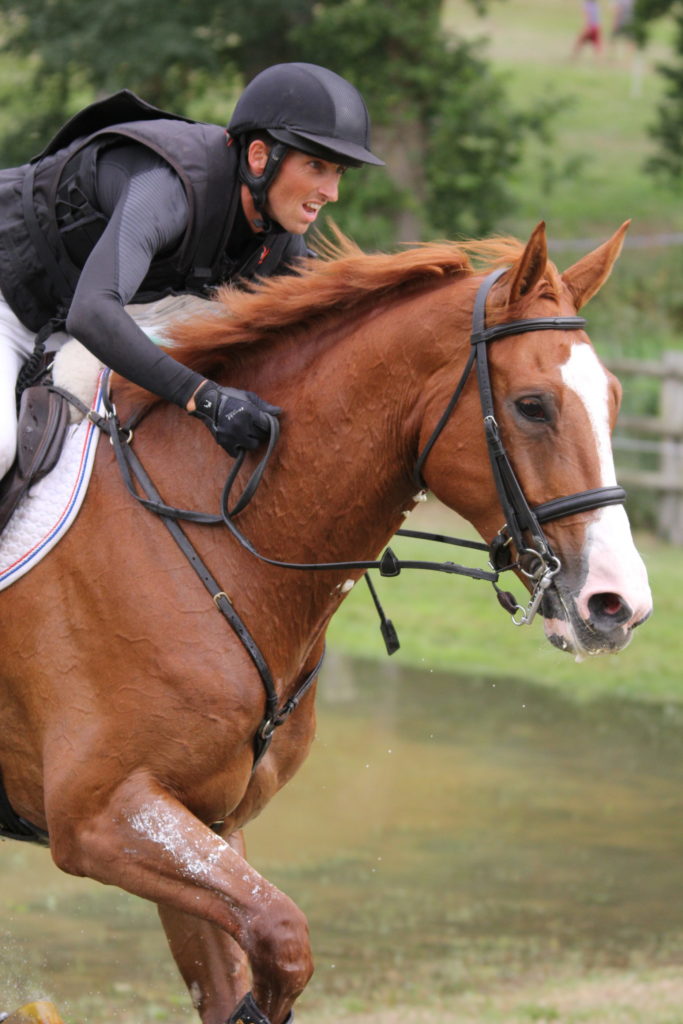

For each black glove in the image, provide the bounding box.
[190,380,281,457]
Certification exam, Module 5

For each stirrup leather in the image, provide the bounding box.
[0,385,69,534]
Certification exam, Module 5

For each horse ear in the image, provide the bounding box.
[561,220,630,309]
[502,221,548,305]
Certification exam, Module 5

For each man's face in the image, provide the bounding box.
[248,143,346,234]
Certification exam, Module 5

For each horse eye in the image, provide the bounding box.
[516,396,548,422]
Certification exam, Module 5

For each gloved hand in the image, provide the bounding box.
[190,380,281,457]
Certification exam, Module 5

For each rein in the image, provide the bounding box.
[53,382,322,769]
[215,267,625,627]
[70,266,627,763]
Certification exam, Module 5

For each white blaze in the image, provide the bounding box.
[556,343,652,632]
[560,343,617,485]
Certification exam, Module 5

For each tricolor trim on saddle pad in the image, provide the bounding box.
[0,372,106,591]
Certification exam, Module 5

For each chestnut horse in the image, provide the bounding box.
[0,222,652,1024]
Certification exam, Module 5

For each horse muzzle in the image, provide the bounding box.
[541,581,653,657]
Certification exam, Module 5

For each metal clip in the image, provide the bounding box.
[258,717,275,741]
[511,555,561,627]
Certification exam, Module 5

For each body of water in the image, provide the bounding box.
[2,653,682,1021]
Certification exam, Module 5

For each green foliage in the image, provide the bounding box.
[316,167,412,253]
[634,0,683,182]
[647,14,683,178]
[635,0,678,33]
[287,0,557,241]
[0,0,556,246]
[423,59,561,238]
[0,0,322,162]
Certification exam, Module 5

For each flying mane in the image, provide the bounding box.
[116,230,543,403]
[167,233,537,369]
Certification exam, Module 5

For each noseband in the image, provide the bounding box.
[415,266,626,624]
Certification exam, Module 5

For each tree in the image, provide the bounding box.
[288,0,557,242]
[633,0,683,183]
[0,0,556,245]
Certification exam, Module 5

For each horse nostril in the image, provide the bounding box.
[588,592,632,627]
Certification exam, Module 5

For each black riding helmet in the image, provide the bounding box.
[228,62,384,212]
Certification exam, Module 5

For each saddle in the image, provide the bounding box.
[0,385,70,535]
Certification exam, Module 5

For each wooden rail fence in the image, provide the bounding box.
[608,350,683,545]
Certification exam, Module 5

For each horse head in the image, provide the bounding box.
[121,221,651,663]
[420,221,652,658]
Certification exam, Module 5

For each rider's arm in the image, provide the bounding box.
[66,143,280,454]
[65,146,203,408]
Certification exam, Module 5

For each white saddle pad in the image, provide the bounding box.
[0,297,210,592]
[0,371,106,591]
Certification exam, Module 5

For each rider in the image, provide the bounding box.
[0,63,384,480]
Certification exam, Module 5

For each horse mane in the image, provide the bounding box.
[116,229,541,403]
[167,232,471,371]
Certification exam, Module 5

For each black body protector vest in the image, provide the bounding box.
[0,90,307,332]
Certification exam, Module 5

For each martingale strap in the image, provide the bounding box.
[71,377,326,769]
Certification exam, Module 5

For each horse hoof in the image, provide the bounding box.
[227,992,294,1024]
[0,1003,65,1024]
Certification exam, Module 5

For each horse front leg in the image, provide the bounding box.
[157,830,251,1024]
[47,777,312,1024]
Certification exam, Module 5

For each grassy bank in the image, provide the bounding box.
[443,0,680,238]
[327,499,680,705]
[442,0,683,362]
[301,966,683,1024]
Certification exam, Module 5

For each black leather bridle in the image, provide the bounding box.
[414,266,626,624]
[38,264,628,785]
[92,264,627,634]
[78,263,629,666]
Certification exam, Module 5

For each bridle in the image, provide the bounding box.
[89,264,627,635]
[57,264,627,765]
[414,266,626,624]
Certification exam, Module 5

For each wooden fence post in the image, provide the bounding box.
[659,350,683,545]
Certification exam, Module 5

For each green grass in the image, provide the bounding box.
[443,0,682,240]
[441,0,683,362]
[327,502,682,705]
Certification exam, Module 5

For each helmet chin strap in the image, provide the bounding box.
[237,140,288,230]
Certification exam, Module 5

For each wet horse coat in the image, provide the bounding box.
[0,223,652,1024]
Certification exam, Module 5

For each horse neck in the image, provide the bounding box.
[230,287,467,560]
[128,280,473,673]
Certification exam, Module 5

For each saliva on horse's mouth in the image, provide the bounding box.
[546,616,635,660]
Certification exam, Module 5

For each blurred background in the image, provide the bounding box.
[1,2,683,1022]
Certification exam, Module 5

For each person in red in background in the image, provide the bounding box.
[572,0,603,58]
